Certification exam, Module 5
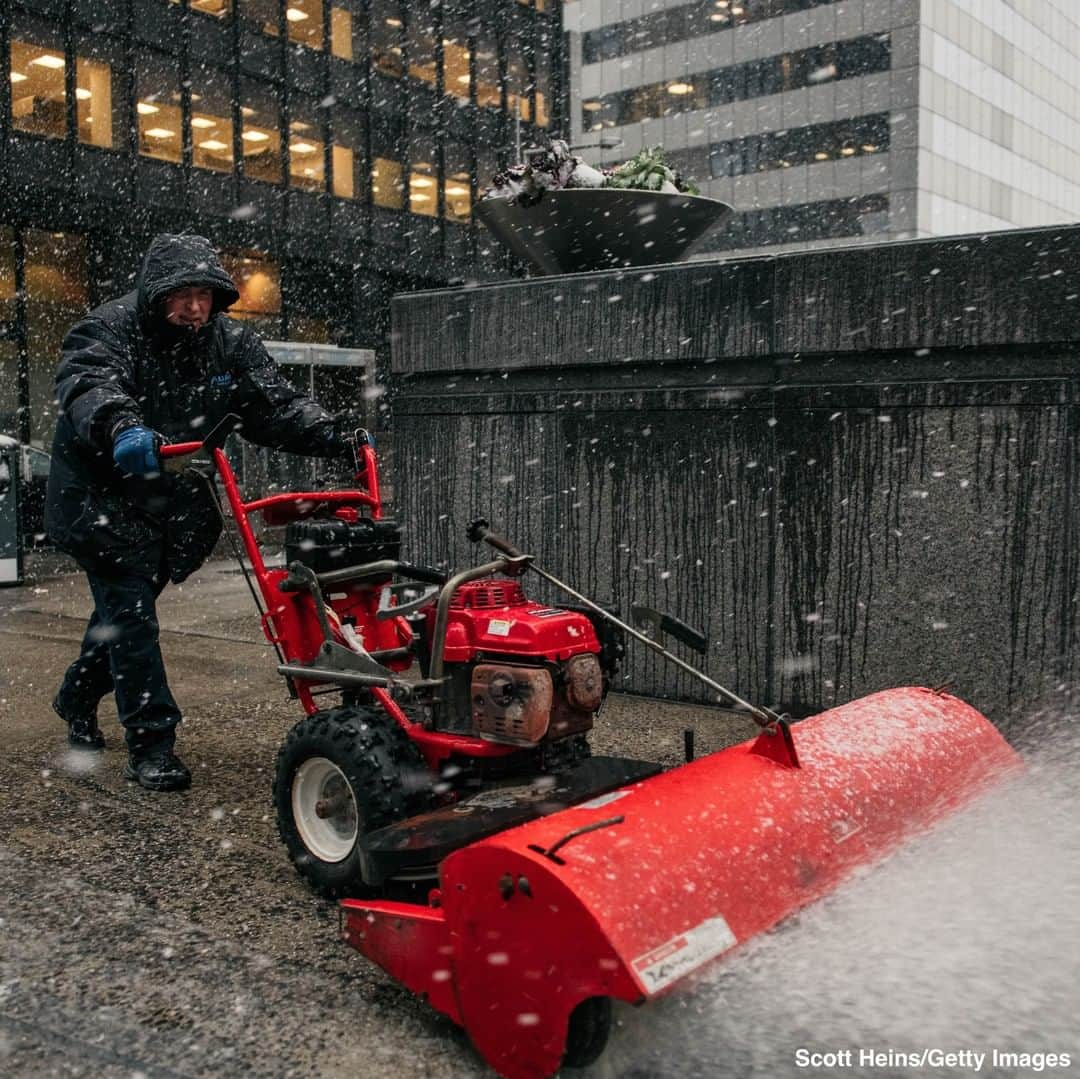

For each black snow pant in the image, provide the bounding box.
[55,569,181,753]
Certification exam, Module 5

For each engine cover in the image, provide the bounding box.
[471,665,554,743]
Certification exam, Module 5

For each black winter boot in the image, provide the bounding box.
[124,747,192,791]
[52,695,106,751]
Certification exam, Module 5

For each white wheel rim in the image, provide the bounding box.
[292,757,359,863]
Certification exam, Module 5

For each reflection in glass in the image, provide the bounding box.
[371,0,405,79]
[241,80,282,183]
[10,40,66,140]
[239,0,279,36]
[507,47,532,123]
[408,16,436,87]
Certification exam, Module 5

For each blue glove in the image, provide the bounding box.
[113,426,160,477]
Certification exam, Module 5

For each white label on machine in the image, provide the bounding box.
[632,915,737,995]
[0,557,17,585]
[487,619,513,637]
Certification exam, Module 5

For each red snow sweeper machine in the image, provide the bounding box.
[161,419,1022,1079]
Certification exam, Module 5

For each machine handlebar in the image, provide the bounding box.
[467,517,526,559]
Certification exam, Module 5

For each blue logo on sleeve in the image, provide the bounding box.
[209,372,235,387]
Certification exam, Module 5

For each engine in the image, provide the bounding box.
[428,579,616,747]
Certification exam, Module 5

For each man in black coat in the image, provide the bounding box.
[46,234,350,791]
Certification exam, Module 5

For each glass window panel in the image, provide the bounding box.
[442,15,470,103]
[0,227,15,325]
[289,94,326,191]
[535,44,551,128]
[11,38,66,140]
[330,5,355,60]
[241,79,282,183]
[506,46,532,122]
[372,157,403,209]
[136,51,182,163]
[474,29,499,109]
[219,251,282,336]
[286,0,324,49]
[0,340,17,436]
[408,132,436,217]
[191,65,235,173]
[371,0,404,79]
[76,50,121,150]
[176,0,233,16]
[331,104,365,200]
[239,0,279,36]
[444,143,471,224]
[25,230,89,445]
[408,13,437,88]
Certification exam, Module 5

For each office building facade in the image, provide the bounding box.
[1,0,564,448]
[565,0,1080,256]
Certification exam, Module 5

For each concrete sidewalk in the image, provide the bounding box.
[0,557,745,1077]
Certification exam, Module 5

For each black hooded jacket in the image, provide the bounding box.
[45,233,345,582]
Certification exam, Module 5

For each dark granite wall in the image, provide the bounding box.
[389,227,1080,731]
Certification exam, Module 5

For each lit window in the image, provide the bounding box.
[76,55,117,149]
[241,81,282,183]
[286,0,324,50]
[330,6,353,60]
[372,156,403,209]
[289,104,325,192]
[136,54,181,163]
[10,40,66,140]
[191,68,234,174]
[220,251,281,337]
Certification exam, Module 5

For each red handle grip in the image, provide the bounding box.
[160,441,203,458]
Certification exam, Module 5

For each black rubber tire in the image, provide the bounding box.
[273,706,430,899]
[562,996,613,1069]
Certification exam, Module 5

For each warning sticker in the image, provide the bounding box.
[529,608,566,618]
[487,619,513,637]
[631,915,737,995]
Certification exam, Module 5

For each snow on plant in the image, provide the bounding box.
[483,140,700,206]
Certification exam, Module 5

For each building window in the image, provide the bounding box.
[239,0,280,36]
[220,251,282,337]
[171,0,233,17]
[700,194,889,252]
[582,0,840,64]
[75,46,122,150]
[372,156,403,209]
[371,0,405,79]
[474,29,500,109]
[584,32,891,128]
[191,66,235,173]
[444,144,472,223]
[331,103,365,200]
[408,15,437,88]
[442,16,471,104]
[507,46,532,122]
[25,230,89,444]
[701,112,891,178]
[286,0,324,49]
[241,79,282,183]
[137,52,182,163]
[330,4,356,60]
[10,38,66,140]
[408,133,437,216]
[289,95,327,191]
